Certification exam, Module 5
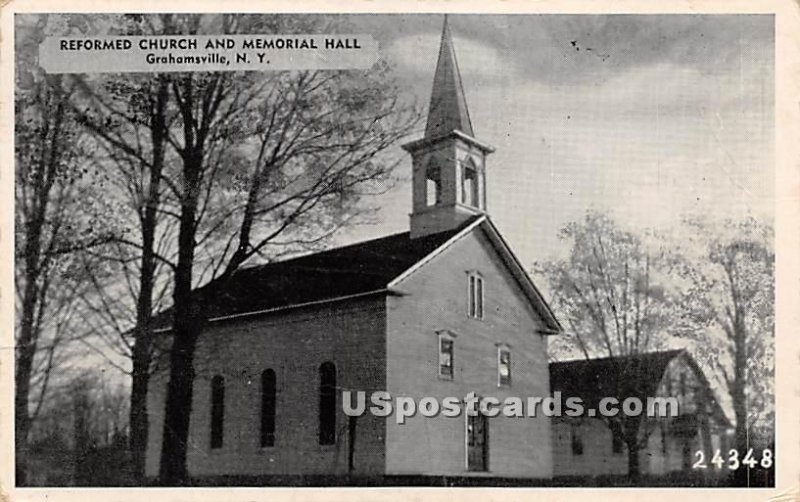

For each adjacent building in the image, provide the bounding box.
[550,350,731,478]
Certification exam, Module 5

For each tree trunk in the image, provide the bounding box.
[731,312,749,485]
[156,317,199,485]
[129,76,168,484]
[129,243,155,482]
[129,344,151,482]
[157,230,199,485]
[15,95,66,486]
[158,143,203,485]
[622,415,643,483]
[16,267,42,485]
[626,440,641,482]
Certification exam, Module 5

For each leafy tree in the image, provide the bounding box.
[671,217,774,483]
[535,211,674,480]
[14,14,118,484]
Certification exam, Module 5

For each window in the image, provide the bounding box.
[210,375,225,449]
[426,165,441,207]
[438,333,454,380]
[497,346,511,386]
[319,362,336,445]
[260,369,276,447]
[467,273,484,319]
[570,423,584,456]
[461,160,479,207]
[679,372,686,396]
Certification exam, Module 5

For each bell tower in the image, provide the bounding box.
[403,16,495,239]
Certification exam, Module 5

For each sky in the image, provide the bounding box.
[334,14,774,265]
[13,14,774,386]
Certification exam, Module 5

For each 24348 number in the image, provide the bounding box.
[693,449,773,470]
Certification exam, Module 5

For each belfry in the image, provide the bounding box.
[403,17,495,238]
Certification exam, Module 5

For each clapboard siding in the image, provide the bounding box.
[552,355,730,478]
[145,296,387,478]
[385,228,553,478]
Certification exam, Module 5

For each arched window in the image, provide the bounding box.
[319,362,337,445]
[261,369,276,447]
[426,164,442,207]
[210,375,225,449]
[461,159,479,207]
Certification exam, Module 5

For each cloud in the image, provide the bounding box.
[346,14,774,262]
[384,33,524,86]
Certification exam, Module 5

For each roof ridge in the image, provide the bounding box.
[236,215,484,274]
[550,348,685,366]
[235,229,412,273]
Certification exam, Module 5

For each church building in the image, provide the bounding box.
[144,19,563,481]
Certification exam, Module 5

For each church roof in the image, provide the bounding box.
[152,217,478,330]
[151,214,562,334]
[424,16,474,139]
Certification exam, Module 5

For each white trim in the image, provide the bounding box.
[402,129,495,154]
[477,274,484,319]
[388,215,486,289]
[466,271,472,318]
[152,289,390,334]
[479,218,563,333]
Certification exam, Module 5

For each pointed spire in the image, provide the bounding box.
[425,15,474,139]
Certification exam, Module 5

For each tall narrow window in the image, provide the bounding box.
[261,369,276,447]
[468,273,484,319]
[570,423,584,456]
[679,372,687,396]
[319,362,336,445]
[497,347,511,386]
[462,161,478,207]
[210,375,225,449]
[426,165,441,207]
[438,333,454,380]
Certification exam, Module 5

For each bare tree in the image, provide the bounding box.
[535,211,674,480]
[71,67,176,484]
[61,13,420,485]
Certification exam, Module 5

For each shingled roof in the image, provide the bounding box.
[152,217,478,330]
[549,350,687,404]
[550,349,731,426]
[424,16,474,139]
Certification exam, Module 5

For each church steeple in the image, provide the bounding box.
[403,16,495,239]
[425,16,474,139]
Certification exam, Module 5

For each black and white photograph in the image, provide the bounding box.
[6,6,793,495]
